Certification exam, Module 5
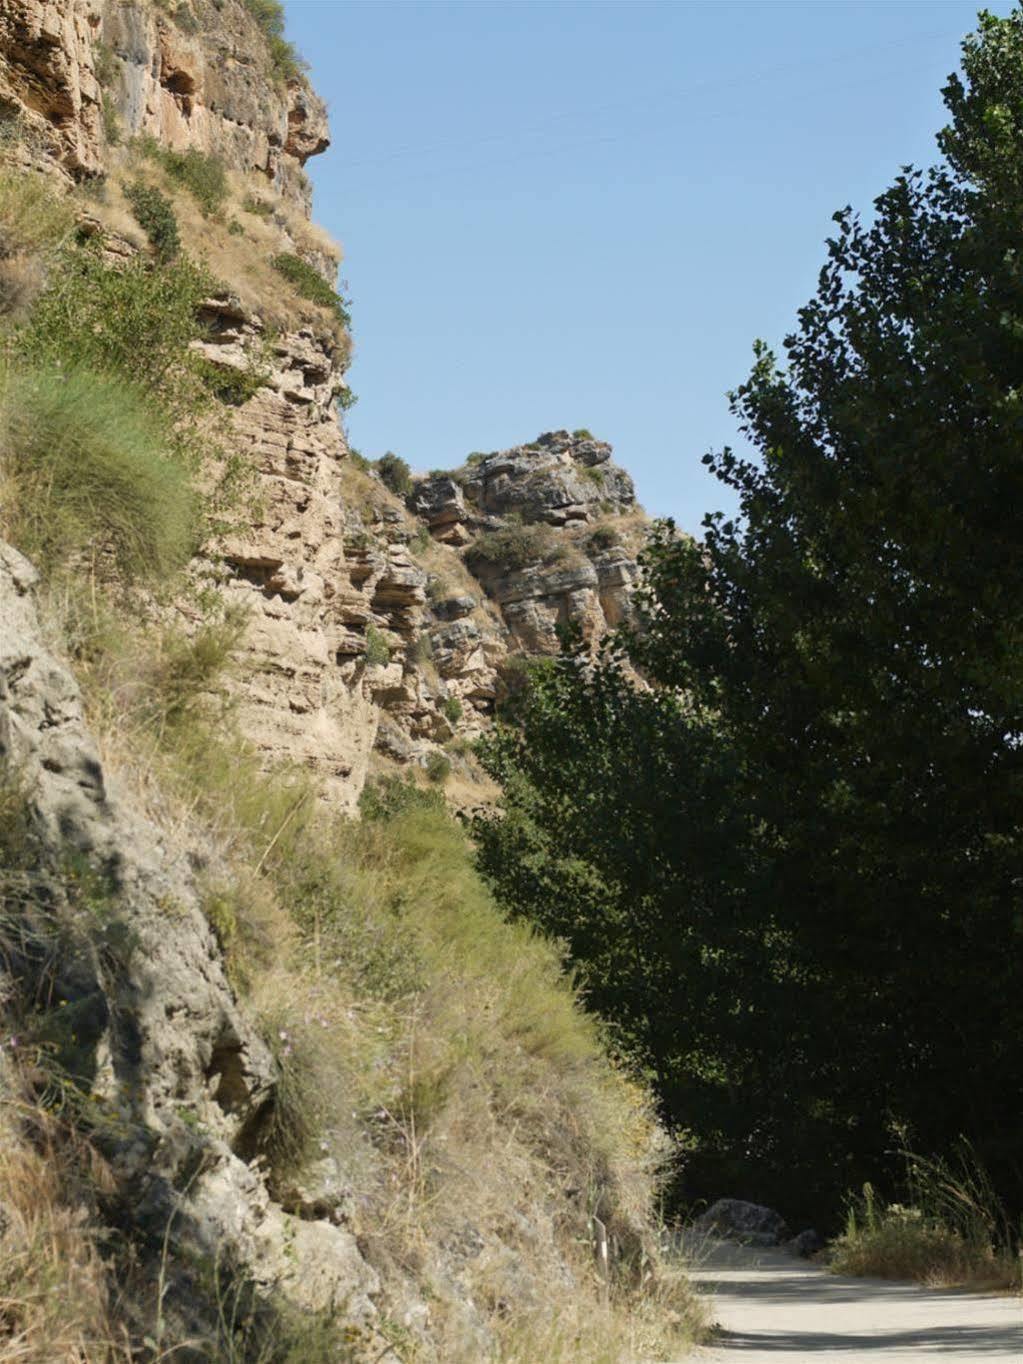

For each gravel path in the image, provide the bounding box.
[684,1240,1022,1362]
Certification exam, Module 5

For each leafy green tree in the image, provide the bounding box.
[477,9,1023,1226]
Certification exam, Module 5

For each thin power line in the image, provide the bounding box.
[300,21,968,173]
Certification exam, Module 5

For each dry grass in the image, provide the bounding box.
[65,601,705,1358]
[80,157,345,341]
[829,1165,1021,1293]
[0,1073,131,1363]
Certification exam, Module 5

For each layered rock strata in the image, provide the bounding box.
[0,1,649,812]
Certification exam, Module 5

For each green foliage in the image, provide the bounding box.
[586,524,620,552]
[424,751,451,785]
[0,366,197,583]
[465,451,487,466]
[124,181,180,259]
[375,451,411,496]
[241,0,307,80]
[477,9,1023,1231]
[830,1145,1020,1289]
[363,624,390,667]
[346,447,371,471]
[572,428,595,441]
[159,148,228,215]
[270,253,350,326]
[336,385,357,411]
[441,695,462,725]
[191,354,267,407]
[18,248,213,403]
[466,523,564,572]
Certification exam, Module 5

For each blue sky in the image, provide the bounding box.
[286,0,1007,534]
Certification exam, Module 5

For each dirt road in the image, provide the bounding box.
[685,1240,1022,1361]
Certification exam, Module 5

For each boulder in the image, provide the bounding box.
[694,1199,790,1248]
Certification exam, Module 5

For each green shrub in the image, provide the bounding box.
[347,447,371,471]
[582,465,604,486]
[159,148,228,215]
[125,181,180,259]
[375,452,411,496]
[0,366,197,582]
[364,624,391,667]
[424,751,451,785]
[572,428,595,441]
[466,523,564,572]
[241,0,307,79]
[242,194,275,219]
[336,386,357,411]
[190,354,267,407]
[442,696,462,724]
[465,451,487,466]
[18,249,213,404]
[829,1146,1020,1290]
[409,527,431,555]
[586,524,620,552]
[270,252,350,326]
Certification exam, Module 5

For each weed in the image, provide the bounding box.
[270,252,350,326]
[586,523,621,552]
[375,451,411,496]
[0,365,197,583]
[410,632,434,666]
[243,194,275,219]
[442,695,463,725]
[241,0,308,80]
[466,523,565,572]
[159,148,228,216]
[364,625,391,667]
[573,427,595,440]
[424,751,451,785]
[830,1144,1021,1290]
[125,180,181,259]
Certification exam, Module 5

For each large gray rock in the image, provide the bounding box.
[694,1199,790,1248]
[0,541,381,1338]
[461,430,636,527]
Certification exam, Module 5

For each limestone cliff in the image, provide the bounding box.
[0,0,649,813]
[0,6,702,1362]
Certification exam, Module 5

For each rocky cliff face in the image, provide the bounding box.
[0,0,649,813]
[0,7,700,1361]
[0,0,326,201]
[0,542,383,1347]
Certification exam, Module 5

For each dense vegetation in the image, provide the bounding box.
[0,149,703,1359]
[476,10,1023,1236]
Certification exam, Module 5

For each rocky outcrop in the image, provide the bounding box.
[411,430,645,659]
[0,0,102,174]
[0,540,383,1345]
[0,0,328,206]
[0,2,649,809]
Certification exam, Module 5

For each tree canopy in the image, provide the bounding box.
[475,8,1023,1227]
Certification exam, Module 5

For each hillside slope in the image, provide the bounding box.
[0,3,698,1361]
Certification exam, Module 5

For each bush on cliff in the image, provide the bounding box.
[270,251,350,326]
[0,366,196,583]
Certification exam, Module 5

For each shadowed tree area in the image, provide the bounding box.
[475,7,1023,1230]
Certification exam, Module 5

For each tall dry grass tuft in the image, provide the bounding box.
[830,1143,1021,1292]
[0,1075,130,1363]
